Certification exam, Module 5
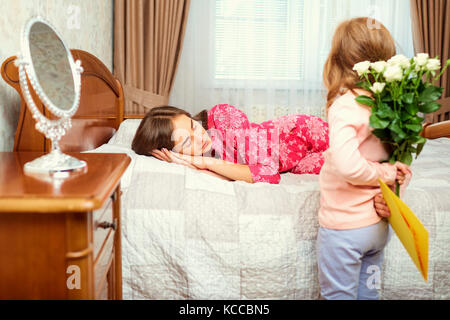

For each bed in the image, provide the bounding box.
[2,50,450,300]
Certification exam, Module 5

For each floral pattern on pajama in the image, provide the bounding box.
[207,104,329,184]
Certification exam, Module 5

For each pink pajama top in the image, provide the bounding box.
[206,104,329,184]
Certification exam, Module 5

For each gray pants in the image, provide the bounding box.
[316,220,391,300]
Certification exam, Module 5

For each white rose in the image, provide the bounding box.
[353,61,371,76]
[414,53,429,67]
[400,58,411,69]
[370,82,386,94]
[387,54,411,69]
[426,58,441,71]
[384,65,403,82]
[371,61,387,73]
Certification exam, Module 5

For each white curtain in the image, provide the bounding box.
[170,0,415,123]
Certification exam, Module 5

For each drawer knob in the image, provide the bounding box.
[97,219,117,231]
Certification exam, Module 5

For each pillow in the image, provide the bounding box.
[107,119,142,148]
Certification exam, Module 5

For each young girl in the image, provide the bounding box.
[318,17,412,300]
[132,104,329,184]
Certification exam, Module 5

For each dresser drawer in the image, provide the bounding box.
[93,197,115,260]
[94,230,115,294]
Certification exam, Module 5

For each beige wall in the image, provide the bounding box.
[0,0,114,151]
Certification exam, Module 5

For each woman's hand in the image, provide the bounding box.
[172,152,253,183]
[374,193,390,218]
[151,148,197,170]
[151,149,231,181]
[151,148,233,181]
[169,152,217,170]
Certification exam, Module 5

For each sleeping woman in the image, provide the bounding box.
[131,104,329,184]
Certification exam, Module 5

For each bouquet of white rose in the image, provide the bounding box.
[353,54,449,282]
[353,53,450,196]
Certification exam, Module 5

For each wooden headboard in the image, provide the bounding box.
[1,49,124,152]
[422,97,450,139]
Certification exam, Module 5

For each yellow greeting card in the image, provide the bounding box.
[378,179,428,282]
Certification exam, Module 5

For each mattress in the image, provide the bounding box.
[87,137,450,300]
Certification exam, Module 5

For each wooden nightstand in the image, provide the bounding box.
[0,152,131,300]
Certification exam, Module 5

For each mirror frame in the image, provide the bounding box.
[21,16,81,118]
[16,16,87,178]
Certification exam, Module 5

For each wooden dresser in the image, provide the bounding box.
[0,152,131,300]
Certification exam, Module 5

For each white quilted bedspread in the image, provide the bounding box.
[89,138,450,300]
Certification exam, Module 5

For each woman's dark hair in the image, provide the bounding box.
[131,105,208,156]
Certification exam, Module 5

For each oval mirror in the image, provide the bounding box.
[28,21,76,113]
[17,17,86,177]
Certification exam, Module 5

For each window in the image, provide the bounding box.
[215,0,305,81]
[170,0,415,120]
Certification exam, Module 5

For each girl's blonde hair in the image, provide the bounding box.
[323,17,396,110]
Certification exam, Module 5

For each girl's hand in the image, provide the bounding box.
[151,148,197,170]
[394,161,411,185]
[374,193,390,218]
[376,162,412,218]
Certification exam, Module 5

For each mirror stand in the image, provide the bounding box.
[16,57,87,176]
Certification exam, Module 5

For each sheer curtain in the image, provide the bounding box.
[170,0,415,122]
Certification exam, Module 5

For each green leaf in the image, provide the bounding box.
[400,152,413,165]
[371,105,378,114]
[392,134,404,143]
[401,112,413,121]
[410,116,425,124]
[389,120,407,139]
[382,95,393,103]
[419,101,441,114]
[356,95,375,107]
[405,103,419,115]
[416,141,427,158]
[356,81,371,91]
[376,103,395,120]
[389,152,397,164]
[402,92,415,105]
[404,124,423,133]
[370,114,390,129]
[418,85,444,103]
[409,135,426,144]
[372,129,391,140]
